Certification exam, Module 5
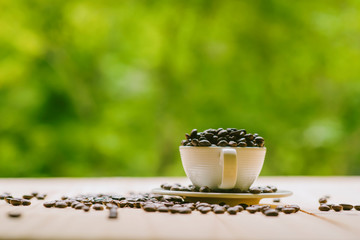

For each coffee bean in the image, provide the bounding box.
[93,204,104,211]
[61,196,68,200]
[264,209,279,216]
[237,141,247,147]
[287,205,300,212]
[218,130,228,137]
[21,200,31,206]
[268,186,278,192]
[55,201,68,208]
[318,198,327,204]
[227,207,238,215]
[354,205,360,211]
[249,187,261,194]
[340,204,353,211]
[235,205,244,212]
[170,186,181,191]
[169,207,180,214]
[75,203,85,210]
[191,139,199,146]
[181,140,187,146]
[190,129,198,139]
[199,206,212,214]
[246,207,257,214]
[275,205,284,212]
[162,184,172,190]
[199,186,211,192]
[8,211,21,218]
[199,140,211,146]
[332,204,343,212]
[282,207,295,214]
[213,206,226,214]
[0,194,9,200]
[217,140,228,147]
[83,206,90,212]
[71,201,80,208]
[10,198,22,206]
[273,198,280,203]
[319,204,330,211]
[143,204,157,212]
[43,201,56,208]
[179,207,192,214]
[36,194,46,200]
[228,141,237,147]
[22,194,34,200]
[158,206,169,212]
[262,188,273,193]
[245,134,254,141]
[109,208,118,219]
[31,192,39,197]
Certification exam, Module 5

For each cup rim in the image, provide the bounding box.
[179,146,266,150]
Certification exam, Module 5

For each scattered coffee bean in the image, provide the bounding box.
[287,205,300,212]
[227,207,238,215]
[275,205,284,212]
[318,198,327,204]
[199,206,212,214]
[273,198,280,203]
[83,206,90,212]
[331,204,343,212]
[75,203,85,210]
[109,208,118,219]
[143,204,157,212]
[319,204,330,211]
[282,207,295,214]
[31,192,38,197]
[264,209,279,216]
[354,205,360,211]
[10,198,22,206]
[43,201,56,208]
[340,204,353,211]
[158,206,169,212]
[21,199,31,206]
[246,207,257,214]
[22,194,33,200]
[179,207,192,214]
[5,197,12,204]
[213,206,226,214]
[55,201,67,208]
[93,204,104,211]
[8,211,21,218]
[36,194,46,200]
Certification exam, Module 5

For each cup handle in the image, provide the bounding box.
[218,148,238,189]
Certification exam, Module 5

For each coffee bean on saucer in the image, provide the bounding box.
[268,186,278,192]
[43,201,55,208]
[213,206,226,214]
[10,198,22,206]
[199,186,211,192]
[227,207,238,215]
[109,208,118,219]
[162,184,172,190]
[249,187,261,194]
[318,198,327,204]
[354,205,360,211]
[22,194,34,200]
[262,187,273,193]
[55,201,67,208]
[170,185,181,191]
[21,200,31,206]
[319,204,330,211]
[273,198,280,203]
[340,204,353,211]
[264,209,279,216]
[8,211,21,218]
[199,206,212,214]
[246,207,257,214]
[332,204,343,212]
[282,207,295,214]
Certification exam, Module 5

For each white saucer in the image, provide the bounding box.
[151,188,293,205]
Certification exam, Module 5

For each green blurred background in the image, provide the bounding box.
[1,0,360,177]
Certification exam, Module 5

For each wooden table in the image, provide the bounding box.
[0,177,360,240]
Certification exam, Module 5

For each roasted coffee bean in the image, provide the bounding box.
[318,198,327,204]
[237,141,247,147]
[273,198,280,203]
[119,200,128,208]
[235,205,244,212]
[0,194,9,200]
[169,207,180,214]
[340,204,353,211]
[264,209,279,216]
[246,207,257,214]
[217,140,228,147]
[213,206,226,214]
[354,205,360,211]
[227,207,238,215]
[143,204,157,212]
[36,194,46,200]
[190,129,198,139]
[55,201,67,208]
[31,192,39,197]
[22,194,34,200]
[83,206,90,212]
[8,211,21,218]
[228,141,237,147]
[268,186,278,192]
[5,197,13,204]
[109,208,118,219]
[71,201,80,208]
[199,140,211,146]
[61,196,68,200]
[162,184,172,190]
[218,130,228,137]
[199,186,211,192]
[287,205,300,212]
[158,206,169,212]
[179,207,192,214]
[199,206,212,214]
[275,205,284,212]
[260,205,271,213]
[191,139,199,146]
[239,203,248,209]
[282,207,295,214]
[43,201,56,208]
[21,200,31,206]
[249,187,262,194]
[10,198,22,206]
[170,185,181,191]
[93,204,104,211]
[245,134,254,141]
[319,204,330,211]
[332,204,343,212]
[262,188,273,193]
[254,137,264,144]
[75,203,85,210]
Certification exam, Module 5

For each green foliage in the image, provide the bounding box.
[1,0,360,177]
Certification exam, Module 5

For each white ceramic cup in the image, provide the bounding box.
[179,146,266,191]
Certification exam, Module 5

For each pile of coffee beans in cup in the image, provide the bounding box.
[181,128,265,147]
[160,183,277,194]
[318,195,360,212]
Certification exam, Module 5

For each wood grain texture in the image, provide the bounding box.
[0,177,360,240]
